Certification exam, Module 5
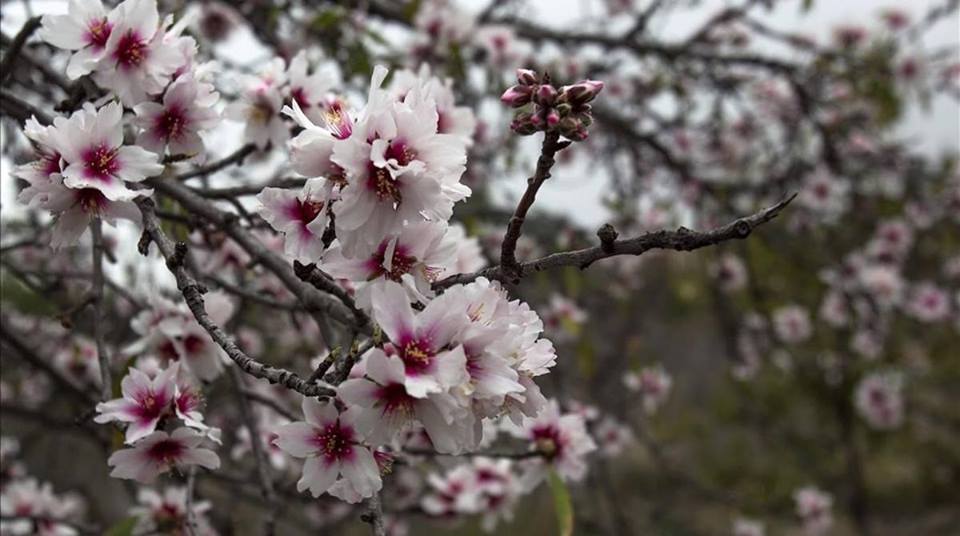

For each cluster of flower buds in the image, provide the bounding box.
[501,69,604,141]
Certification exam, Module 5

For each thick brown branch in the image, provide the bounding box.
[436,194,796,289]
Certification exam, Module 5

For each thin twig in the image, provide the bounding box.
[436,193,797,289]
[176,144,257,181]
[229,367,279,535]
[499,130,568,282]
[135,197,336,398]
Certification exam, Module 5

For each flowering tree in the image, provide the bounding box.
[1,0,957,535]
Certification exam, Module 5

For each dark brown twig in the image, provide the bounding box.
[436,193,796,289]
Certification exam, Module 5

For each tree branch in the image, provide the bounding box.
[135,197,336,398]
[89,219,112,400]
[0,16,42,86]
[500,131,568,282]
[436,193,796,289]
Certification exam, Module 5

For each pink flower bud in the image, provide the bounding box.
[517,68,538,85]
[534,84,558,106]
[546,109,560,127]
[500,85,532,107]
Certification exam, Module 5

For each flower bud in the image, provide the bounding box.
[516,68,538,85]
[511,112,538,135]
[546,109,560,127]
[563,80,605,105]
[534,84,558,107]
[500,85,532,107]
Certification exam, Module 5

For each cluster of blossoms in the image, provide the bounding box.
[501,69,604,141]
[15,0,221,249]
[97,362,221,483]
[0,439,87,535]
[421,457,524,530]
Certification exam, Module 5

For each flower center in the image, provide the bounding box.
[86,18,112,50]
[399,339,434,375]
[147,439,185,464]
[315,423,353,463]
[296,198,325,225]
[155,105,188,141]
[290,87,310,109]
[367,164,403,205]
[76,188,108,214]
[377,383,415,417]
[114,30,149,69]
[385,140,416,166]
[83,145,119,181]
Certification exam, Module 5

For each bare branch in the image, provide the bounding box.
[436,193,796,289]
[500,130,569,282]
[176,144,258,181]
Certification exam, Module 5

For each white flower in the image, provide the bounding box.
[107,427,220,483]
[331,65,469,256]
[39,0,115,79]
[793,486,833,535]
[905,282,951,322]
[772,304,812,344]
[285,51,340,125]
[95,363,180,444]
[257,178,330,263]
[854,370,904,429]
[322,220,456,308]
[133,72,220,158]
[273,397,382,502]
[733,517,765,536]
[514,399,596,484]
[129,487,216,536]
[52,102,163,202]
[92,0,185,106]
[225,58,288,149]
[623,364,672,414]
[337,349,473,454]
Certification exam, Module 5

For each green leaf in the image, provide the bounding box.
[104,516,138,536]
[547,469,574,536]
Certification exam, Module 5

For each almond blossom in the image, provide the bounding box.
[129,487,217,535]
[337,349,473,454]
[257,178,330,263]
[322,220,457,308]
[91,0,186,106]
[513,399,596,485]
[905,282,951,322]
[51,102,163,202]
[95,363,180,444]
[273,398,382,502]
[107,428,220,483]
[0,479,85,536]
[133,72,220,158]
[772,304,812,344]
[225,58,288,149]
[793,486,833,535]
[854,370,904,429]
[365,281,469,399]
[39,0,115,80]
[623,364,673,414]
[331,66,470,256]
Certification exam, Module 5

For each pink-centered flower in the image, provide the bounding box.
[338,349,474,454]
[225,58,288,150]
[854,371,904,429]
[108,427,220,483]
[331,66,470,256]
[133,72,219,157]
[515,399,596,484]
[368,281,469,398]
[95,363,179,444]
[273,398,382,502]
[323,220,457,308]
[793,487,833,535]
[51,102,163,202]
[257,178,330,263]
[40,0,115,79]
[93,0,185,106]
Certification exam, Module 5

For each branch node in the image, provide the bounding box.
[597,223,619,253]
